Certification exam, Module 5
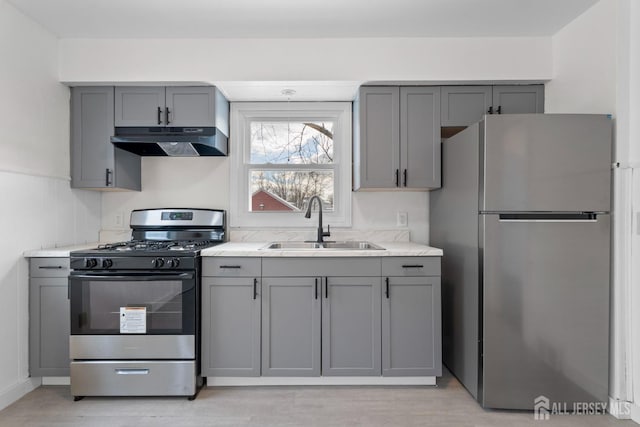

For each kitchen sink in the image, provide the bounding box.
[262,241,385,250]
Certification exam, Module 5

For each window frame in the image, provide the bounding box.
[230,102,352,228]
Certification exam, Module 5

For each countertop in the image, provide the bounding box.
[23,243,101,258]
[201,241,443,257]
[24,241,443,258]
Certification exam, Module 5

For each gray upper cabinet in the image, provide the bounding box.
[441,85,544,128]
[71,87,141,190]
[354,86,441,190]
[322,277,381,376]
[492,85,544,115]
[201,277,261,377]
[353,86,400,189]
[115,87,165,126]
[29,258,71,377]
[441,86,493,127]
[115,86,225,129]
[441,85,544,127]
[262,277,321,377]
[401,87,441,189]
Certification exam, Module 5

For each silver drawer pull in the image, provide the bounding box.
[219,265,241,269]
[115,368,149,375]
[39,265,64,269]
[402,264,424,268]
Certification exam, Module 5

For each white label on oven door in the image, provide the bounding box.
[120,307,146,333]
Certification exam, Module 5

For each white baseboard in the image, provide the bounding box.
[0,377,41,411]
[42,377,70,386]
[609,397,632,419]
[206,376,437,386]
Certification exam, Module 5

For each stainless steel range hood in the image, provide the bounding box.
[111,127,228,156]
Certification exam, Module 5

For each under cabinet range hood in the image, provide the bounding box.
[111,127,228,156]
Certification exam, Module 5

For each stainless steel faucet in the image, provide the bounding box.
[304,195,331,244]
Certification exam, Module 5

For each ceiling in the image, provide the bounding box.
[9,0,598,39]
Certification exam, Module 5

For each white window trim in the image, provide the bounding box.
[230,102,352,228]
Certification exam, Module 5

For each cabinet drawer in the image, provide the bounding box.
[262,257,380,277]
[203,257,261,277]
[70,361,196,397]
[381,257,440,277]
[30,258,70,277]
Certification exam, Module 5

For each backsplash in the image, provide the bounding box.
[229,228,410,243]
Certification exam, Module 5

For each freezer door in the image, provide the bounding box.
[481,213,610,410]
[481,114,611,212]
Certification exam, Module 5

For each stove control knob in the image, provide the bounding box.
[166,258,180,268]
[152,258,165,268]
[84,258,98,269]
[102,259,113,269]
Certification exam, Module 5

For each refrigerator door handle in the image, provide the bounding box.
[497,213,599,223]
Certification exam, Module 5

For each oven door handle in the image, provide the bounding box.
[70,273,194,281]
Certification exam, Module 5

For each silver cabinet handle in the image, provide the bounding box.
[38,265,64,269]
[116,368,149,375]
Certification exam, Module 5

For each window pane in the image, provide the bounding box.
[250,121,334,164]
[250,170,334,212]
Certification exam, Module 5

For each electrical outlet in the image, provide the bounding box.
[115,212,124,227]
[397,211,408,227]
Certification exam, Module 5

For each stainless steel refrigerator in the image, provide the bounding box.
[430,114,611,410]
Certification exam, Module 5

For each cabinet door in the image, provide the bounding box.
[400,87,441,188]
[29,278,70,376]
[202,277,261,377]
[115,87,166,126]
[262,277,321,376]
[322,277,381,376]
[165,87,216,127]
[441,86,492,127]
[71,87,115,188]
[382,276,442,376]
[492,85,544,114]
[354,86,400,189]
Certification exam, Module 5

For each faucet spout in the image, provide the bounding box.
[305,195,331,244]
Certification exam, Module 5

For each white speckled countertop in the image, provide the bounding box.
[201,242,442,257]
[24,243,101,258]
[24,241,443,258]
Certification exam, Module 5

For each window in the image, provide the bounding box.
[230,102,352,227]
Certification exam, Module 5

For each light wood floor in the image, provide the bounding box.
[0,370,633,426]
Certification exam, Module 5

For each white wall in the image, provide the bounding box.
[59,37,552,84]
[0,0,101,410]
[546,0,639,418]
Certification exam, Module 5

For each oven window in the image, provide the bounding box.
[71,276,195,335]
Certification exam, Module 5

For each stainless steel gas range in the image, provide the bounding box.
[68,208,225,400]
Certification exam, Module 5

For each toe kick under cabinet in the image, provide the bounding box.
[201,256,441,379]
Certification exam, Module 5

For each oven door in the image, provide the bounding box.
[69,271,196,336]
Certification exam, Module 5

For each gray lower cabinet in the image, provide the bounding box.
[322,276,381,376]
[203,256,441,379]
[382,258,442,377]
[201,277,261,376]
[441,85,544,128]
[262,277,321,376]
[201,257,261,377]
[71,86,141,190]
[29,258,71,377]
